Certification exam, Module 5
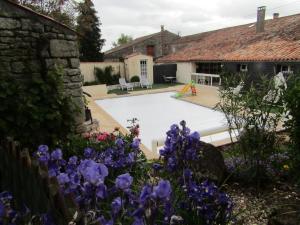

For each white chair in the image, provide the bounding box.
[119,78,134,91]
[263,72,287,104]
[140,76,152,89]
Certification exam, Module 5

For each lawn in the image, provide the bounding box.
[107,83,181,95]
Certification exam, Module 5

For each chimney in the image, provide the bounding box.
[273,13,279,19]
[160,25,165,56]
[256,6,266,33]
[161,25,165,32]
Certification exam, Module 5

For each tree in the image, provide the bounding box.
[14,0,77,28]
[112,33,133,47]
[77,0,105,62]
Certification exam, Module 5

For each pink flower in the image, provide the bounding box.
[97,132,109,142]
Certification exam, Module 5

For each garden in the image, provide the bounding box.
[0,71,300,225]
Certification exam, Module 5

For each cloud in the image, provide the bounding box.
[93,0,300,51]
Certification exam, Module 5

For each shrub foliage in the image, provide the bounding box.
[0,67,77,148]
[94,66,120,85]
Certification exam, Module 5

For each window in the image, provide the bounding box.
[237,64,248,72]
[196,63,222,74]
[275,64,291,74]
[146,45,155,56]
[140,60,147,77]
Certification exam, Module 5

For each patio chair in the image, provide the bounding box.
[140,76,152,89]
[119,78,134,91]
[263,72,287,104]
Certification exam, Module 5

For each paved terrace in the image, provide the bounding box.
[83,84,226,159]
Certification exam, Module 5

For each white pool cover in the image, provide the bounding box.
[96,92,229,151]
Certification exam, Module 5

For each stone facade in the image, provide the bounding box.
[104,29,179,62]
[0,0,85,132]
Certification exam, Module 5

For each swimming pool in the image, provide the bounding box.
[96,92,230,152]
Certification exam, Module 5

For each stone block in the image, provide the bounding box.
[0,31,14,37]
[15,30,29,37]
[0,61,11,72]
[50,39,79,57]
[57,34,65,39]
[70,74,83,82]
[42,32,57,39]
[69,58,80,68]
[21,19,31,31]
[0,18,21,29]
[65,82,83,90]
[65,68,81,76]
[0,43,10,50]
[32,22,44,32]
[27,60,41,72]
[0,37,15,43]
[30,32,40,39]
[65,34,77,41]
[11,61,25,73]
[45,58,68,69]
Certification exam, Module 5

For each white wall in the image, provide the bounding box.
[80,62,125,82]
[176,62,196,84]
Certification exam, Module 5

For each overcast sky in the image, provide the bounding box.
[92,0,300,51]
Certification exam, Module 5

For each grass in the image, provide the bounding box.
[107,83,182,95]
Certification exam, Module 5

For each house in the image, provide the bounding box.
[124,52,154,83]
[104,26,179,62]
[157,7,300,84]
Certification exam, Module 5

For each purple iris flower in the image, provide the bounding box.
[111,197,122,215]
[132,218,145,225]
[115,173,133,190]
[152,163,163,171]
[96,184,107,199]
[84,148,94,159]
[51,149,62,161]
[115,138,124,147]
[57,173,70,185]
[131,138,140,149]
[79,160,108,185]
[98,216,114,225]
[0,202,5,217]
[139,184,152,203]
[153,180,172,199]
[38,145,49,154]
[68,156,78,165]
[189,131,200,140]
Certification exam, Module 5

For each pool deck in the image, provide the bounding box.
[84,84,228,159]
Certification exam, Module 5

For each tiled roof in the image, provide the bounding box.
[158,14,300,62]
[105,32,160,55]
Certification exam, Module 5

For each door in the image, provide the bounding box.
[140,60,147,78]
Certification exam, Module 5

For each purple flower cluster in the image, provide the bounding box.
[158,122,233,224]
[183,170,233,224]
[0,191,55,225]
[159,121,201,172]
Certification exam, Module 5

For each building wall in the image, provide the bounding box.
[176,62,196,84]
[125,54,154,84]
[105,31,179,61]
[80,62,125,82]
[0,0,85,132]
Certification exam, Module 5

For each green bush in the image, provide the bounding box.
[284,74,300,180]
[0,66,77,149]
[95,66,120,85]
[130,76,140,82]
[217,74,285,185]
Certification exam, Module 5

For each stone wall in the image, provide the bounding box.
[0,0,85,132]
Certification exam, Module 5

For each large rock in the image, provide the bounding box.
[50,39,79,57]
[194,141,227,184]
